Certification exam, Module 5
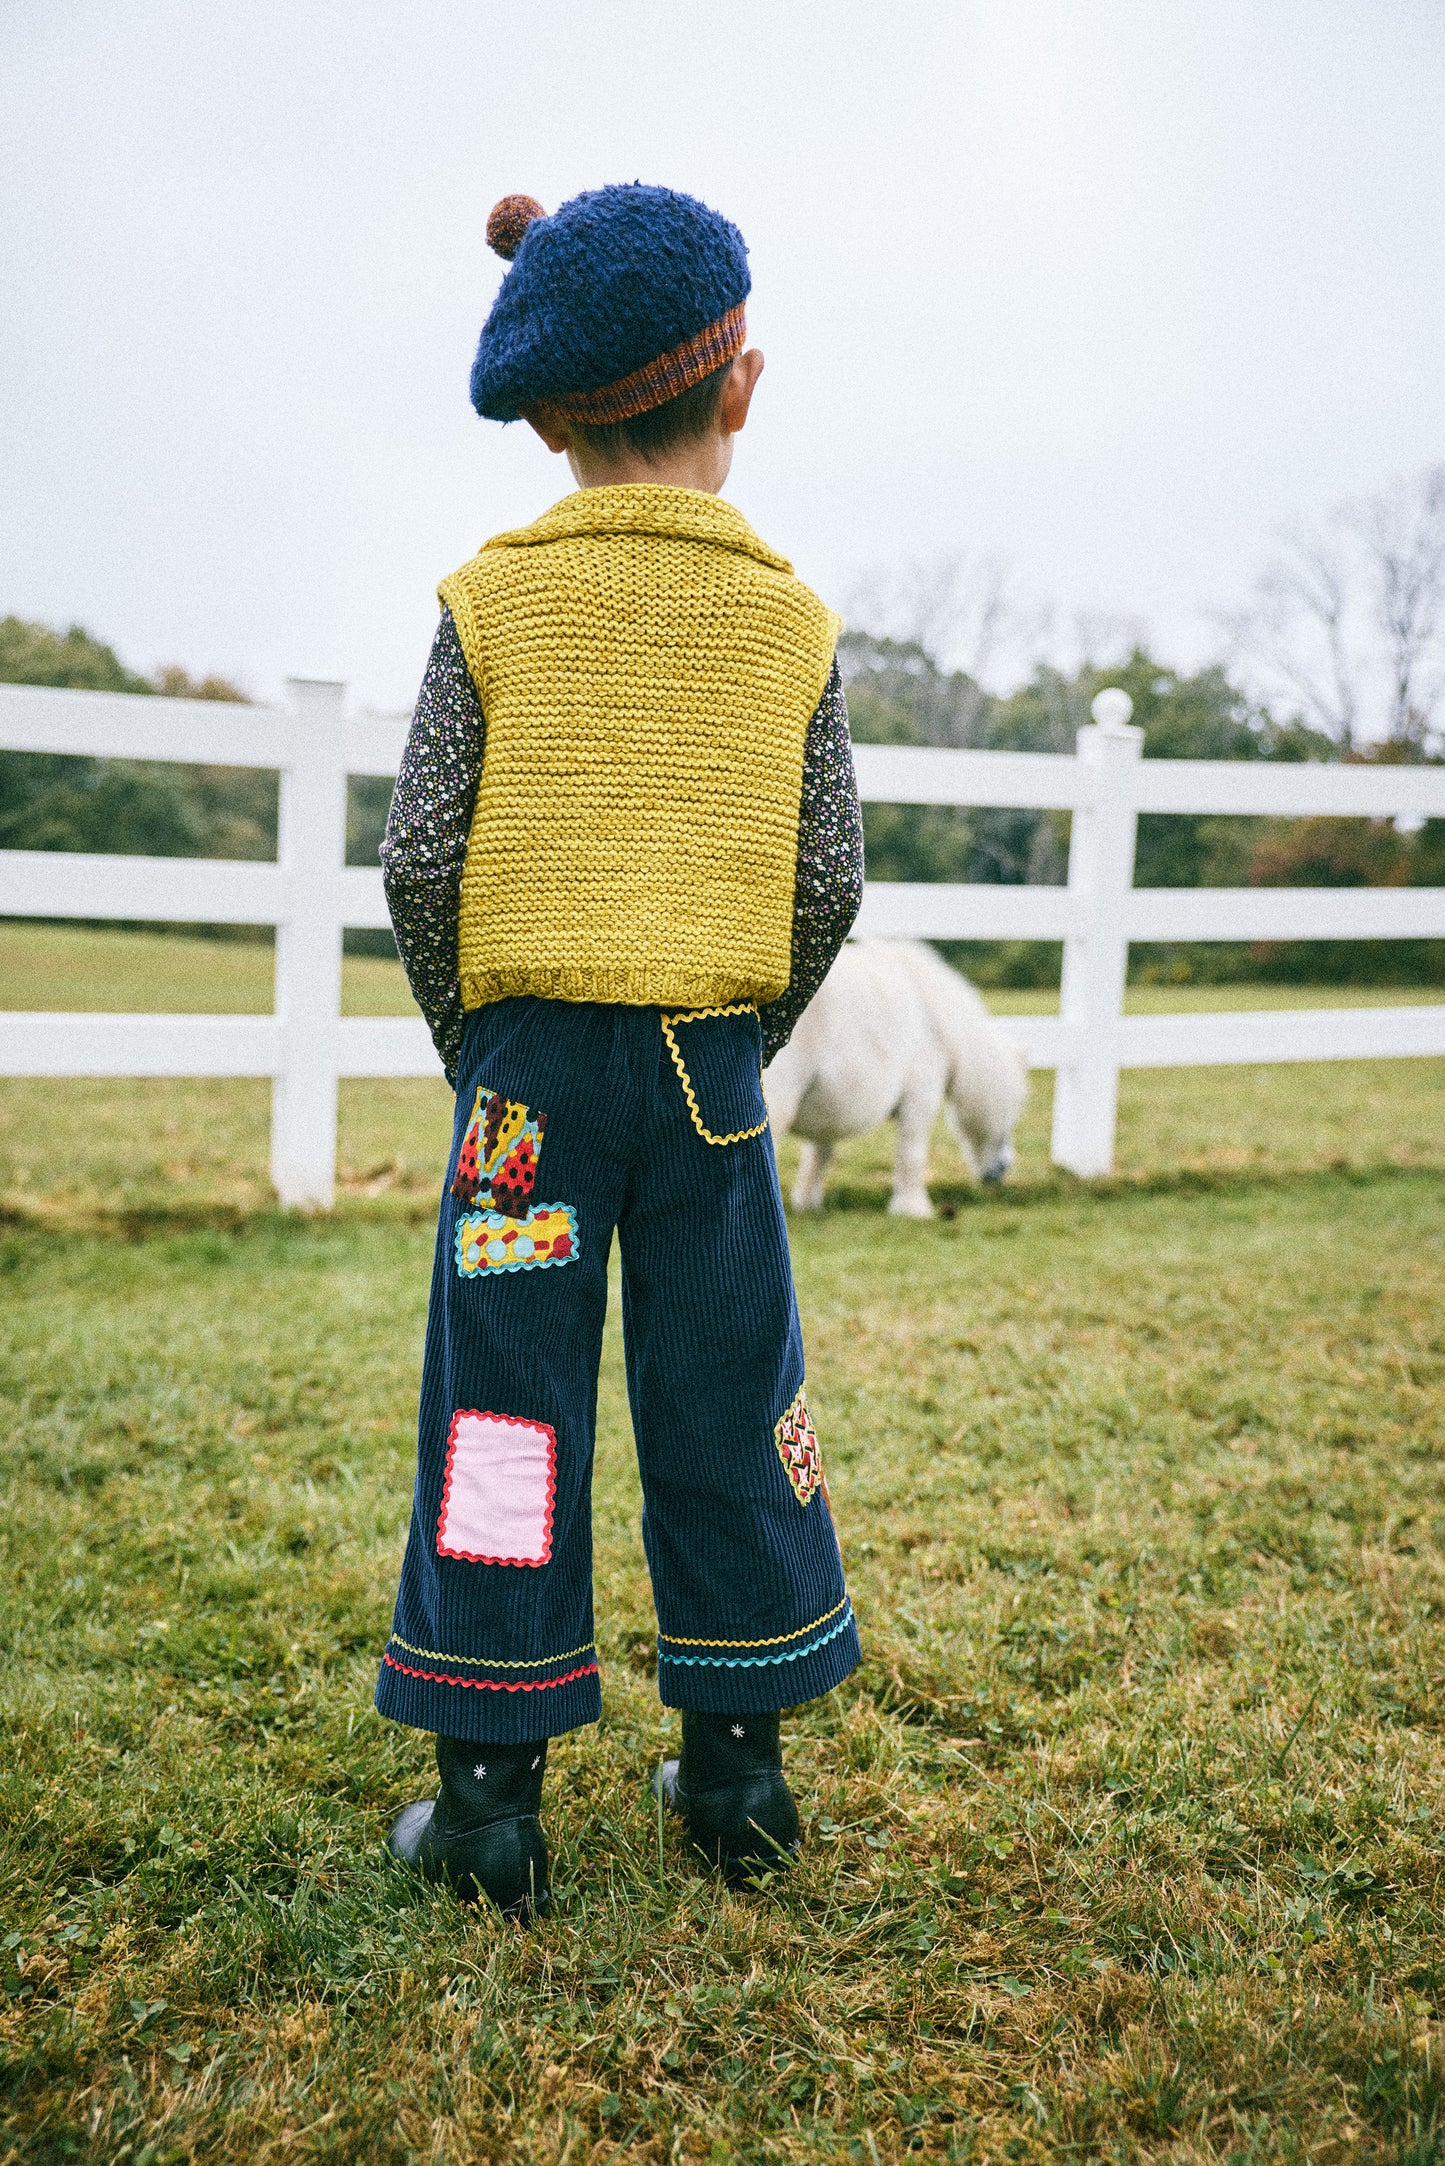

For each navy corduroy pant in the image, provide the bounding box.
[375,996,860,1743]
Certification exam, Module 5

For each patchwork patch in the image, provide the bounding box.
[455,1202,579,1276]
[436,1409,557,1565]
[451,1085,548,1212]
[450,1083,577,1275]
[774,1386,826,1507]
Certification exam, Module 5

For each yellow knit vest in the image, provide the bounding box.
[439,486,841,1013]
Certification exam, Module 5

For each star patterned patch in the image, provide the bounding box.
[774,1386,826,1508]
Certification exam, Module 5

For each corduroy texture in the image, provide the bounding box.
[439,487,841,1015]
[470,183,751,423]
[375,996,860,1745]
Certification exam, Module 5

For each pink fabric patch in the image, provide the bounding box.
[436,1410,557,1566]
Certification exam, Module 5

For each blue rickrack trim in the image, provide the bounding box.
[657,1606,855,1670]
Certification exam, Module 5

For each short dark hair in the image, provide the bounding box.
[566,361,732,464]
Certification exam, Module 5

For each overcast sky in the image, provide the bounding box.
[3,0,1443,710]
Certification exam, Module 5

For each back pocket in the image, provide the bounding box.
[660,1005,769,1146]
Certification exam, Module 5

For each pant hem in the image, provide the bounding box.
[374,1660,602,1742]
[657,1618,861,1713]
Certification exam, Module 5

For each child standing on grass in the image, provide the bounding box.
[376,184,864,1917]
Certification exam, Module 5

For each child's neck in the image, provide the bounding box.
[564,432,734,496]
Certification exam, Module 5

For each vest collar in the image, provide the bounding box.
[483,485,795,574]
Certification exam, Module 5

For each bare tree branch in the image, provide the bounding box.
[843,552,1018,687]
[1345,464,1445,744]
[1223,533,1360,748]
[1070,610,1150,674]
[1227,466,1445,751]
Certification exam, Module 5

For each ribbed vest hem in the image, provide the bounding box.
[460,964,785,1010]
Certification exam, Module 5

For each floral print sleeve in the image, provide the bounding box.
[759,660,865,1064]
[381,606,484,1087]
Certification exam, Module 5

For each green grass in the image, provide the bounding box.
[0,922,418,1018]
[4,926,1445,2161]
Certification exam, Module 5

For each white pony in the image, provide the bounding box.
[763,940,1029,1218]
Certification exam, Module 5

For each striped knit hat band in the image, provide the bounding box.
[540,302,746,426]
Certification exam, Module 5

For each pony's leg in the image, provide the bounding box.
[791,1140,834,1212]
[889,1065,943,1218]
[940,1096,980,1178]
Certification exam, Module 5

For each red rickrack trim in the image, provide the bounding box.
[381,1654,599,1694]
[436,1408,558,1566]
[541,302,747,425]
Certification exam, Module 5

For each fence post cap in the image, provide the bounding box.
[1090,687,1135,732]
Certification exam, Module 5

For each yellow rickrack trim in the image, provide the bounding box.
[387,1633,596,1671]
[659,1006,770,1147]
[657,1594,849,1650]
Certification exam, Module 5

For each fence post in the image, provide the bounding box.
[270,678,347,1208]
[1050,692,1144,1176]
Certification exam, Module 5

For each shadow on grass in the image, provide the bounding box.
[813,1156,1443,1219]
[0,1193,441,1243]
[1,1156,1440,1249]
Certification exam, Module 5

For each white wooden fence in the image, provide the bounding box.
[2,678,1444,1205]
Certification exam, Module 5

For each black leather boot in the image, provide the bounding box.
[388,1734,549,1918]
[656,1711,800,1886]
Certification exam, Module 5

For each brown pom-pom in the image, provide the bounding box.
[486,195,545,261]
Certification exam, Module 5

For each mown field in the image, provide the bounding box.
[3,924,1445,2163]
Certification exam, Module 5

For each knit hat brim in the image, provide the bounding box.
[538,301,746,426]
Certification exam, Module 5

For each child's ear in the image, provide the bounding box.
[522,406,572,455]
[719,349,764,436]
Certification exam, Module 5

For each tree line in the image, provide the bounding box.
[843,632,1444,986]
[0,617,392,951]
[844,461,1445,985]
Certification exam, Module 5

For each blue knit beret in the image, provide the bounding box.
[469,184,751,425]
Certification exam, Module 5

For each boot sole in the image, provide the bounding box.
[654,1759,800,1887]
[387,1798,549,1919]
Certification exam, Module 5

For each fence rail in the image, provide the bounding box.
[3,678,1444,1204]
